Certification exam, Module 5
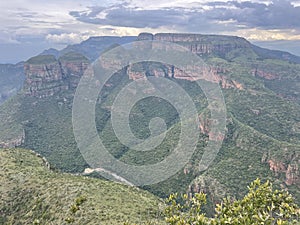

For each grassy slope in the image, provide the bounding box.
[0,148,163,225]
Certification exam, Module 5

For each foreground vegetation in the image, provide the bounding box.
[0,148,163,224]
[164,179,300,225]
[0,148,299,224]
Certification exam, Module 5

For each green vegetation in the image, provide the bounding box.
[26,55,57,64]
[0,95,24,143]
[164,179,300,225]
[59,52,89,62]
[0,63,24,105]
[0,35,299,219]
[0,148,163,224]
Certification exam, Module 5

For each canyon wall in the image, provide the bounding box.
[138,32,251,55]
[24,53,89,97]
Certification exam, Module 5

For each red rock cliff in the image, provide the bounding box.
[24,53,89,97]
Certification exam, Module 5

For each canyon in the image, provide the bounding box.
[1,32,299,207]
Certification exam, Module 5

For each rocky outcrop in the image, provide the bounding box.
[267,159,299,186]
[24,53,89,97]
[286,164,299,185]
[0,129,25,148]
[127,63,243,90]
[199,112,210,135]
[59,52,89,89]
[138,33,251,56]
[24,58,67,97]
[24,33,247,97]
[188,175,227,205]
[132,33,246,89]
[252,69,279,80]
[268,159,286,175]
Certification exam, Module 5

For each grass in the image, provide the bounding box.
[0,148,164,225]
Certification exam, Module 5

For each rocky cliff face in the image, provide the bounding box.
[267,159,300,186]
[127,62,243,90]
[129,33,245,89]
[252,69,279,80]
[138,33,251,56]
[24,53,89,97]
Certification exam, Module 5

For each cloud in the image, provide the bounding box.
[70,5,194,29]
[46,33,90,44]
[2,0,300,63]
[69,0,300,34]
[222,28,300,41]
[206,0,300,29]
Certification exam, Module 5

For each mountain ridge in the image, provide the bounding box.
[0,32,299,214]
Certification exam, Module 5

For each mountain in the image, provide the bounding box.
[40,36,136,62]
[0,36,136,106]
[0,148,162,224]
[0,33,299,214]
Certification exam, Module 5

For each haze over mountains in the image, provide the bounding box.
[0,32,299,223]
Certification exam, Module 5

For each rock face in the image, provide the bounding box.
[24,33,250,96]
[127,33,245,89]
[252,69,279,80]
[138,33,251,56]
[286,164,299,185]
[126,62,243,90]
[188,175,227,205]
[0,129,25,148]
[267,159,300,186]
[24,53,89,97]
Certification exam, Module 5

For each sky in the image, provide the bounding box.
[1,0,300,63]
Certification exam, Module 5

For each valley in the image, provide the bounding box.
[0,32,299,222]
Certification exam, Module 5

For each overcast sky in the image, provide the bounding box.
[1,0,300,63]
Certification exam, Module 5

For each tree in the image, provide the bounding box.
[164,179,300,225]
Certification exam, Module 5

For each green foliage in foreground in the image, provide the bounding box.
[164,179,300,225]
[0,148,163,225]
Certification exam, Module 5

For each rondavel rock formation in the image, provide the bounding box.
[127,33,244,89]
[24,33,248,98]
[24,53,89,97]
[137,32,251,56]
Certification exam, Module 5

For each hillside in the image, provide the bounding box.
[41,36,136,62]
[0,33,299,215]
[0,63,24,105]
[0,148,163,224]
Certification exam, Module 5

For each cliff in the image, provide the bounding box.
[126,61,243,90]
[267,159,300,186]
[138,33,251,56]
[126,33,245,89]
[25,33,251,95]
[24,53,89,97]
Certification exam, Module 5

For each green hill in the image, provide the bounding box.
[0,148,163,224]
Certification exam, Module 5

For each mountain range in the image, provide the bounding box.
[0,32,299,221]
